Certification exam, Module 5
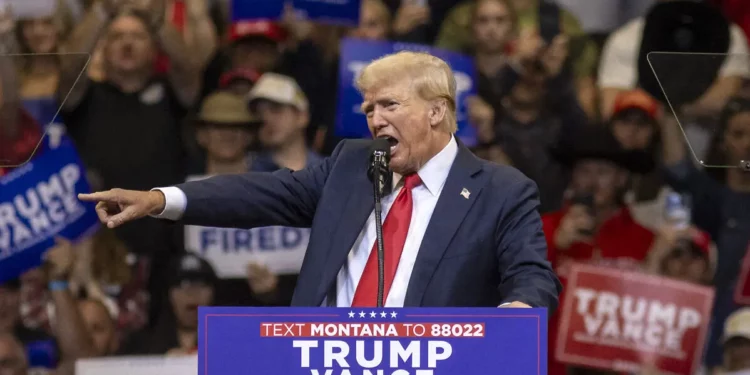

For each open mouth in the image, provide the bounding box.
[378,135,399,154]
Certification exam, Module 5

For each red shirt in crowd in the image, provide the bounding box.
[542,206,656,375]
[713,0,750,44]
[0,109,44,177]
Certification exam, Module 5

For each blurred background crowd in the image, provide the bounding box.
[1,0,750,374]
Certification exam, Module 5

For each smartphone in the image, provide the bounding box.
[538,0,561,44]
[570,192,596,236]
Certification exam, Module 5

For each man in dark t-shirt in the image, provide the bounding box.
[57,6,202,322]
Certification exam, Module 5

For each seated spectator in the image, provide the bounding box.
[543,125,655,375]
[437,0,600,118]
[119,253,216,356]
[188,90,261,176]
[248,73,322,172]
[659,96,750,371]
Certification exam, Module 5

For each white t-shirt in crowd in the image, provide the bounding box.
[598,17,750,89]
[555,0,655,34]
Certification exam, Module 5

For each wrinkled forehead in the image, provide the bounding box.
[362,79,416,103]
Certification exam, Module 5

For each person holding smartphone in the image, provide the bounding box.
[541,125,656,375]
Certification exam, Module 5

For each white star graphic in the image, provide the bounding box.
[380,311,387,318]
[359,311,366,318]
[348,311,355,318]
[390,311,398,318]
[370,311,377,318]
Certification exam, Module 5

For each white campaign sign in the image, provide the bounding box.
[75,356,197,375]
[184,224,309,277]
[182,175,310,278]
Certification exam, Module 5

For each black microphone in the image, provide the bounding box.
[367,138,392,307]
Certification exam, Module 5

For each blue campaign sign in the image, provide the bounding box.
[231,0,284,21]
[293,0,361,26]
[335,38,478,147]
[0,135,99,283]
[199,307,547,374]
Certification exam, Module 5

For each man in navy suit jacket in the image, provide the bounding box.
[80,51,561,311]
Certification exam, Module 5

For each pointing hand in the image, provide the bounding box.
[78,189,166,228]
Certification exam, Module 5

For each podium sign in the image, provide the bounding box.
[199,307,547,374]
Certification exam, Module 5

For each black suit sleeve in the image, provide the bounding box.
[175,140,349,229]
[495,177,562,313]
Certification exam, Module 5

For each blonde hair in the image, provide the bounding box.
[355,51,458,132]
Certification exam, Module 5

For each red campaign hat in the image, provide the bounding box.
[228,20,287,43]
[219,68,261,88]
[612,89,661,120]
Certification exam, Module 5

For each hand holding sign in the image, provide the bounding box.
[44,237,75,281]
[247,262,279,295]
[78,189,165,229]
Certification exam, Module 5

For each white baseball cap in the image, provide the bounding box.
[724,308,750,343]
[248,73,308,112]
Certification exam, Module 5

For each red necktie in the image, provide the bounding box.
[351,173,422,307]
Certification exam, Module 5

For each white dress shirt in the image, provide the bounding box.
[335,137,457,307]
[154,138,478,307]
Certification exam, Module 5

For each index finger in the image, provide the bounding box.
[78,191,117,203]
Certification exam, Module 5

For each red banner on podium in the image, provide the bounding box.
[555,263,714,374]
[734,242,750,305]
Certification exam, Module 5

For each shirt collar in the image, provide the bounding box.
[392,136,458,196]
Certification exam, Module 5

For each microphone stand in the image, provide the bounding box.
[372,150,387,308]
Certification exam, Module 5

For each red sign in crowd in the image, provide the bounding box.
[556,263,715,374]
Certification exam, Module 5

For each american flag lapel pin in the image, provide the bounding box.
[460,188,470,199]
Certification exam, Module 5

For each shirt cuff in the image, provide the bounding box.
[150,187,187,221]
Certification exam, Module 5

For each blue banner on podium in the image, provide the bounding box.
[199,307,547,374]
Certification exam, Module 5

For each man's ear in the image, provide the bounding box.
[428,98,448,127]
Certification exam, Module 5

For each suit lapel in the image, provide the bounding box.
[316,168,374,300]
[404,143,485,306]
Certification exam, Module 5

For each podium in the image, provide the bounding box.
[198,307,547,374]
